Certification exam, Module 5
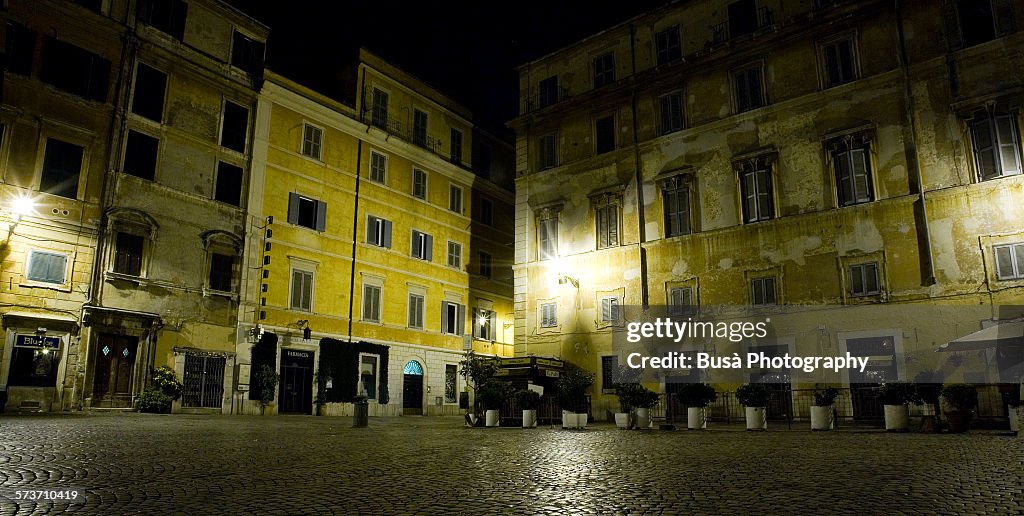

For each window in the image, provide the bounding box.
[231,31,265,76]
[132,64,166,123]
[359,355,378,399]
[362,283,382,322]
[733,66,765,113]
[413,109,428,147]
[221,101,249,153]
[444,364,458,403]
[656,25,682,65]
[412,168,427,199]
[948,0,1015,49]
[728,0,758,38]
[450,128,463,165]
[538,215,558,260]
[136,0,187,40]
[658,92,685,135]
[595,115,615,154]
[441,301,465,335]
[479,198,493,226]
[593,52,615,88]
[290,268,314,311]
[737,158,774,223]
[994,242,1024,280]
[750,276,777,305]
[669,287,694,316]
[823,38,857,87]
[474,308,495,340]
[969,111,1021,180]
[366,215,393,248]
[848,262,880,296]
[830,135,874,206]
[410,230,433,261]
[662,176,691,237]
[26,250,67,284]
[539,75,559,108]
[371,89,389,129]
[601,356,618,391]
[182,354,225,408]
[447,241,462,268]
[8,334,60,387]
[479,252,492,279]
[408,293,425,329]
[287,193,326,231]
[600,296,620,324]
[449,184,463,213]
[40,37,110,102]
[539,302,557,328]
[41,138,84,199]
[477,145,492,178]
[539,133,558,170]
[215,162,243,206]
[369,151,387,183]
[301,123,322,160]
[596,204,620,249]
[208,253,234,292]
[113,232,144,276]
[123,130,159,181]
[5,22,37,76]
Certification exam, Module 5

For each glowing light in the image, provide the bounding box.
[10,196,34,217]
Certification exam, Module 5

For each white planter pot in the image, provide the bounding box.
[561,410,572,429]
[522,409,537,428]
[1009,406,1021,433]
[687,407,705,430]
[485,409,500,427]
[883,404,909,432]
[744,406,766,430]
[577,413,588,428]
[635,408,651,429]
[810,406,833,431]
[614,412,630,429]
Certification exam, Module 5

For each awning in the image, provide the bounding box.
[937,321,1024,352]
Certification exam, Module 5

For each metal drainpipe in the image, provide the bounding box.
[347,68,367,341]
[895,0,936,286]
[629,23,650,309]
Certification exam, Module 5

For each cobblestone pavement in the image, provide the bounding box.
[0,414,1021,515]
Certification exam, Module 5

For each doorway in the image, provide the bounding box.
[279,349,313,414]
[93,334,138,407]
[403,361,424,415]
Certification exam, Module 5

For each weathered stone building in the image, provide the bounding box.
[509,0,1024,420]
[233,51,515,416]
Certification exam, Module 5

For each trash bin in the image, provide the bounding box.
[353,398,368,428]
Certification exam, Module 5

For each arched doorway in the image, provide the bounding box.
[403,361,424,415]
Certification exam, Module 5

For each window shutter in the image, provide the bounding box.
[366,215,377,244]
[994,114,1021,175]
[866,263,879,293]
[291,270,302,308]
[971,118,999,179]
[410,231,419,256]
[995,246,1014,279]
[287,193,300,224]
[472,309,481,339]
[315,201,327,231]
[383,220,393,248]
[425,234,433,261]
[765,278,776,304]
[488,313,496,340]
[441,302,449,334]
[850,148,871,202]
[942,0,964,50]
[456,304,465,336]
[993,0,1016,36]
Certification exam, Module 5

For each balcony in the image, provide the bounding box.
[712,7,774,44]
[361,109,446,157]
[522,85,570,114]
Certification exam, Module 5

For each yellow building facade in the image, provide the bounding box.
[235,51,514,416]
[509,0,1024,421]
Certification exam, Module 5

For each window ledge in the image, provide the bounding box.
[203,288,238,301]
[105,271,147,285]
[19,280,72,293]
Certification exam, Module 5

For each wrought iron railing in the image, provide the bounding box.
[361,109,451,162]
[522,86,570,114]
[712,7,774,44]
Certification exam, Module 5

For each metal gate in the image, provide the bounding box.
[182,355,225,408]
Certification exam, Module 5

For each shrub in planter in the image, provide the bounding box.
[556,366,594,428]
[152,366,183,401]
[677,383,716,430]
[478,380,511,427]
[877,382,921,432]
[137,388,173,414]
[940,383,978,433]
[515,389,541,428]
[736,384,770,431]
[811,387,839,431]
[632,386,660,429]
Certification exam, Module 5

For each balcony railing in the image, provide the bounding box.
[361,109,447,159]
[522,85,570,114]
[712,7,774,44]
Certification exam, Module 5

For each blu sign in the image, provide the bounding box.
[16,335,61,349]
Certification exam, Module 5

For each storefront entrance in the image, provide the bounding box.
[402,361,424,415]
[279,349,313,414]
[92,334,138,408]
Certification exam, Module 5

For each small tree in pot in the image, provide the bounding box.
[676,383,717,430]
[477,380,511,427]
[515,389,541,428]
[612,364,643,429]
[810,387,839,431]
[940,383,978,433]
[877,382,922,432]
[631,386,660,429]
[459,351,499,425]
[736,384,770,431]
[556,366,594,429]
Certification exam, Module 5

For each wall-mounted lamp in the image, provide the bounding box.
[296,319,311,340]
[558,274,579,288]
[6,195,34,238]
[248,324,264,343]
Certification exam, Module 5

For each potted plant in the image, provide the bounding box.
[736,384,770,431]
[631,386,660,429]
[477,380,510,427]
[913,370,943,432]
[459,351,499,426]
[676,383,717,430]
[613,383,640,429]
[810,387,839,431]
[556,366,594,429]
[877,382,921,432]
[1009,398,1022,434]
[515,389,541,428]
[940,383,978,433]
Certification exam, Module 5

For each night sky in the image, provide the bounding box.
[230,1,670,133]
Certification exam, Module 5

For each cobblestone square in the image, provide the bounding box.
[0,414,1021,515]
